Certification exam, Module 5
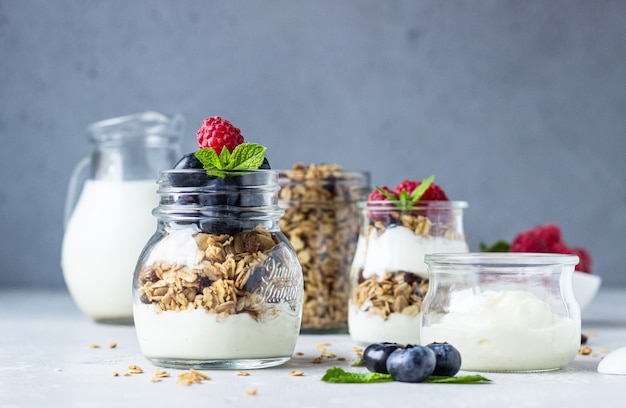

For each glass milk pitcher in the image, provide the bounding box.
[61,111,183,324]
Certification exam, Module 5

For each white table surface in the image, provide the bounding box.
[1,287,625,408]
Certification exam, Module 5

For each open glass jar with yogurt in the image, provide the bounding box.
[133,169,304,369]
[421,253,581,372]
[348,200,468,345]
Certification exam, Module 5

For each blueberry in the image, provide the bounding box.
[385,345,436,383]
[174,152,204,169]
[259,157,271,169]
[426,342,462,377]
[168,153,208,187]
[363,342,402,374]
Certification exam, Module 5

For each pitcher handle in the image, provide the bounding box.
[64,157,91,228]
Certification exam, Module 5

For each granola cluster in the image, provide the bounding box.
[138,226,286,320]
[351,211,461,320]
[352,271,429,318]
[279,163,365,331]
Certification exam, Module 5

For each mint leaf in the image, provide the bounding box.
[410,175,435,201]
[229,143,266,170]
[194,143,267,175]
[321,367,393,383]
[351,357,365,367]
[195,148,223,170]
[219,146,232,167]
[321,367,492,384]
[375,186,397,201]
[479,240,511,252]
[424,374,492,384]
[372,175,437,213]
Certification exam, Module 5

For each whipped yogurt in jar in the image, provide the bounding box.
[421,253,581,372]
[348,200,468,345]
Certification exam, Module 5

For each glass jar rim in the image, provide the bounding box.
[425,252,579,267]
[277,169,370,185]
[88,111,183,144]
[358,200,468,210]
[157,169,280,193]
[161,168,278,175]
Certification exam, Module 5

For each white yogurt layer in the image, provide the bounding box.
[354,226,468,279]
[134,303,300,360]
[420,290,580,372]
[144,225,203,267]
[348,305,421,346]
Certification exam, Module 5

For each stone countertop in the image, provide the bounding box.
[1,287,625,407]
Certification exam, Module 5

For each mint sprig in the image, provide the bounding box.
[321,367,491,384]
[479,240,511,252]
[321,367,394,383]
[351,357,366,367]
[194,143,266,176]
[375,175,436,212]
[423,375,492,384]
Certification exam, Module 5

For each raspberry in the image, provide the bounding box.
[510,228,551,252]
[537,223,562,247]
[368,185,397,202]
[550,242,576,255]
[367,186,397,224]
[394,180,420,195]
[196,116,244,152]
[509,223,592,272]
[394,180,449,201]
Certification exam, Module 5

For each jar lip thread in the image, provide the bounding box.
[425,252,579,267]
[359,200,469,210]
[277,169,370,185]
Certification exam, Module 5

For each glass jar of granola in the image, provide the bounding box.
[348,200,468,346]
[278,164,370,333]
[133,169,304,369]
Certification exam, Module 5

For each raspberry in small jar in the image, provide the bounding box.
[348,176,469,345]
[132,117,303,369]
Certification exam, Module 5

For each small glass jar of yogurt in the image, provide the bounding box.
[348,200,468,346]
[421,253,581,372]
[133,169,304,369]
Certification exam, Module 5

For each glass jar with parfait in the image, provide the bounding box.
[133,117,304,369]
[348,176,469,346]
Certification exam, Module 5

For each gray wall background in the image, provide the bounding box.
[1,0,625,288]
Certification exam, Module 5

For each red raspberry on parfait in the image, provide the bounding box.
[367,186,397,224]
[395,179,449,201]
[368,185,397,202]
[196,116,244,152]
[394,178,449,223]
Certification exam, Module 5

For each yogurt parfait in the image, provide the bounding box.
[133,117,303,369]
[348,176,468,345]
